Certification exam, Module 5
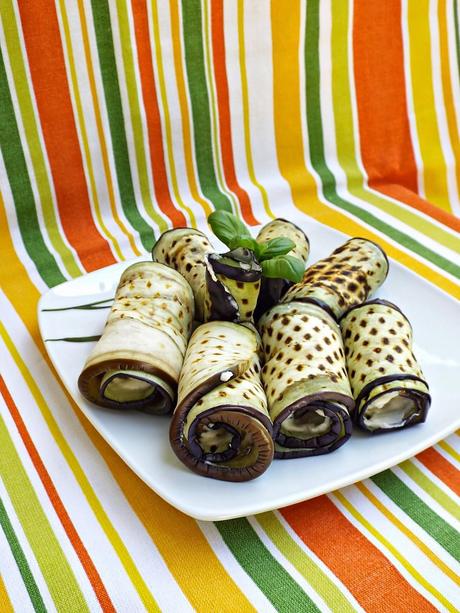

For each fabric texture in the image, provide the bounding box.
[1,0,459,611]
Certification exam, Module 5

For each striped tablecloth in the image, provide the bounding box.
[1,1,459,611]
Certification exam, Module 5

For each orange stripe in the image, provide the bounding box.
[210,0,259,226]
[0,377,116,613]
[351,1,457,230]
[416,447,460,496]
[131,0,187,228]
[17,0,116,272]
[281,496,436,612]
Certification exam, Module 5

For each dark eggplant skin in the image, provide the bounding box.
[169,321,274,482]
[340,299,431,432]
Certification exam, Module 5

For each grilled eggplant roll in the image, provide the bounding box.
[340,299,430,432]
[152,228,213,321]
[283,237,389,320]
[78,262,194,414]
[254,218,310,320]
[258,301,354,458]
[170,321,274,481]
[205,248,262,323]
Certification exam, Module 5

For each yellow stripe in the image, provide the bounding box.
[438,0,460,197]
[201,0,238,212]
[0,194,250,611]
[0,322,160,612]
[356,483,460,586]
[408,0,452,212]
[270,0,460,300]
[149,0,199,225]
[57,0,124,261]
[332,491,457,612]
[0,575,14,613]
[437,440,460,463]
[237,1,274,220]
[76,0,141,256]
[168,0,212,217]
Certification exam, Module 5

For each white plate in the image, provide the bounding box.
[38,221,460,521]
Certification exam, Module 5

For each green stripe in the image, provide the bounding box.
[181,0,234,212]
[304,1,460,280]
[216,518,320,612]
[257,512,355,613]
[0,50,66,288]
[114,0,176,230]
[454,0,460,79]
[372,470,460,562]
[400,460,460,521]
[0,496,46,613]
[0,417,89,612]
[0,0,82,279]
[331,1,460,255]
[90,0,162,249]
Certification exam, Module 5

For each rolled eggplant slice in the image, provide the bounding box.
[340,299,430,432]
[255,218,310,320]
[152,227,214,321]
[258,301,354,458]
[78,262,194,414]
[283,237,389,320]
[170,321,274,481]
[205,248,262,323]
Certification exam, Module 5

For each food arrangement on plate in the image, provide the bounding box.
[77,213,431,482]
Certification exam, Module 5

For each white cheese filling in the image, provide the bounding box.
[101,370,174,406]
[281,409,332,439]
[363,391,418,430]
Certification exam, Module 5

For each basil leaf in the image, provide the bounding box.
[208,210,251,248]
[258,237,295,261]
[232,235,261,254]
[261,255,305,282]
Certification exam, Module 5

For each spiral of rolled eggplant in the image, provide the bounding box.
[258,301,354,458]
[152,228,214,321]
[169,321,274,481]
[340,299,430,432]
[254,218,310,321]
[78,262,194,414]
[283,237,389,320]
[205,248,262,323]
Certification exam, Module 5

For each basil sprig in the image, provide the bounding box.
[208,211,305,282]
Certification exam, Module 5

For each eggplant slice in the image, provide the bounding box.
[205,248,262,323]
[170,321,274,481]
[78,262,194,414]
[152,227,214,321]
[340,299,430,432]
[254,218,310,320]
[283,237,389,320]
[258,301,354,458]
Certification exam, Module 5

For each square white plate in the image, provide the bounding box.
[38,221,460,521]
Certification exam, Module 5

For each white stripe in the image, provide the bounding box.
[272,511,365,612]
[0,292,192,611]
[319,0,460,268]
[409,456,460,503]
[0,401,102,613]
[0,153,48,293]
[247,516,331,611]
[55,0,142,260]
[0,17,82,280]
[107,1,168,231]
[0,478,57,613]
[364,476,460,572]
[434,442,460,469]
[0,522,35,613]
[198,521,277,613]
[391,464,460,527]
[330,489,455,612]
[429,0,460,215]
[401,0,426,197]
